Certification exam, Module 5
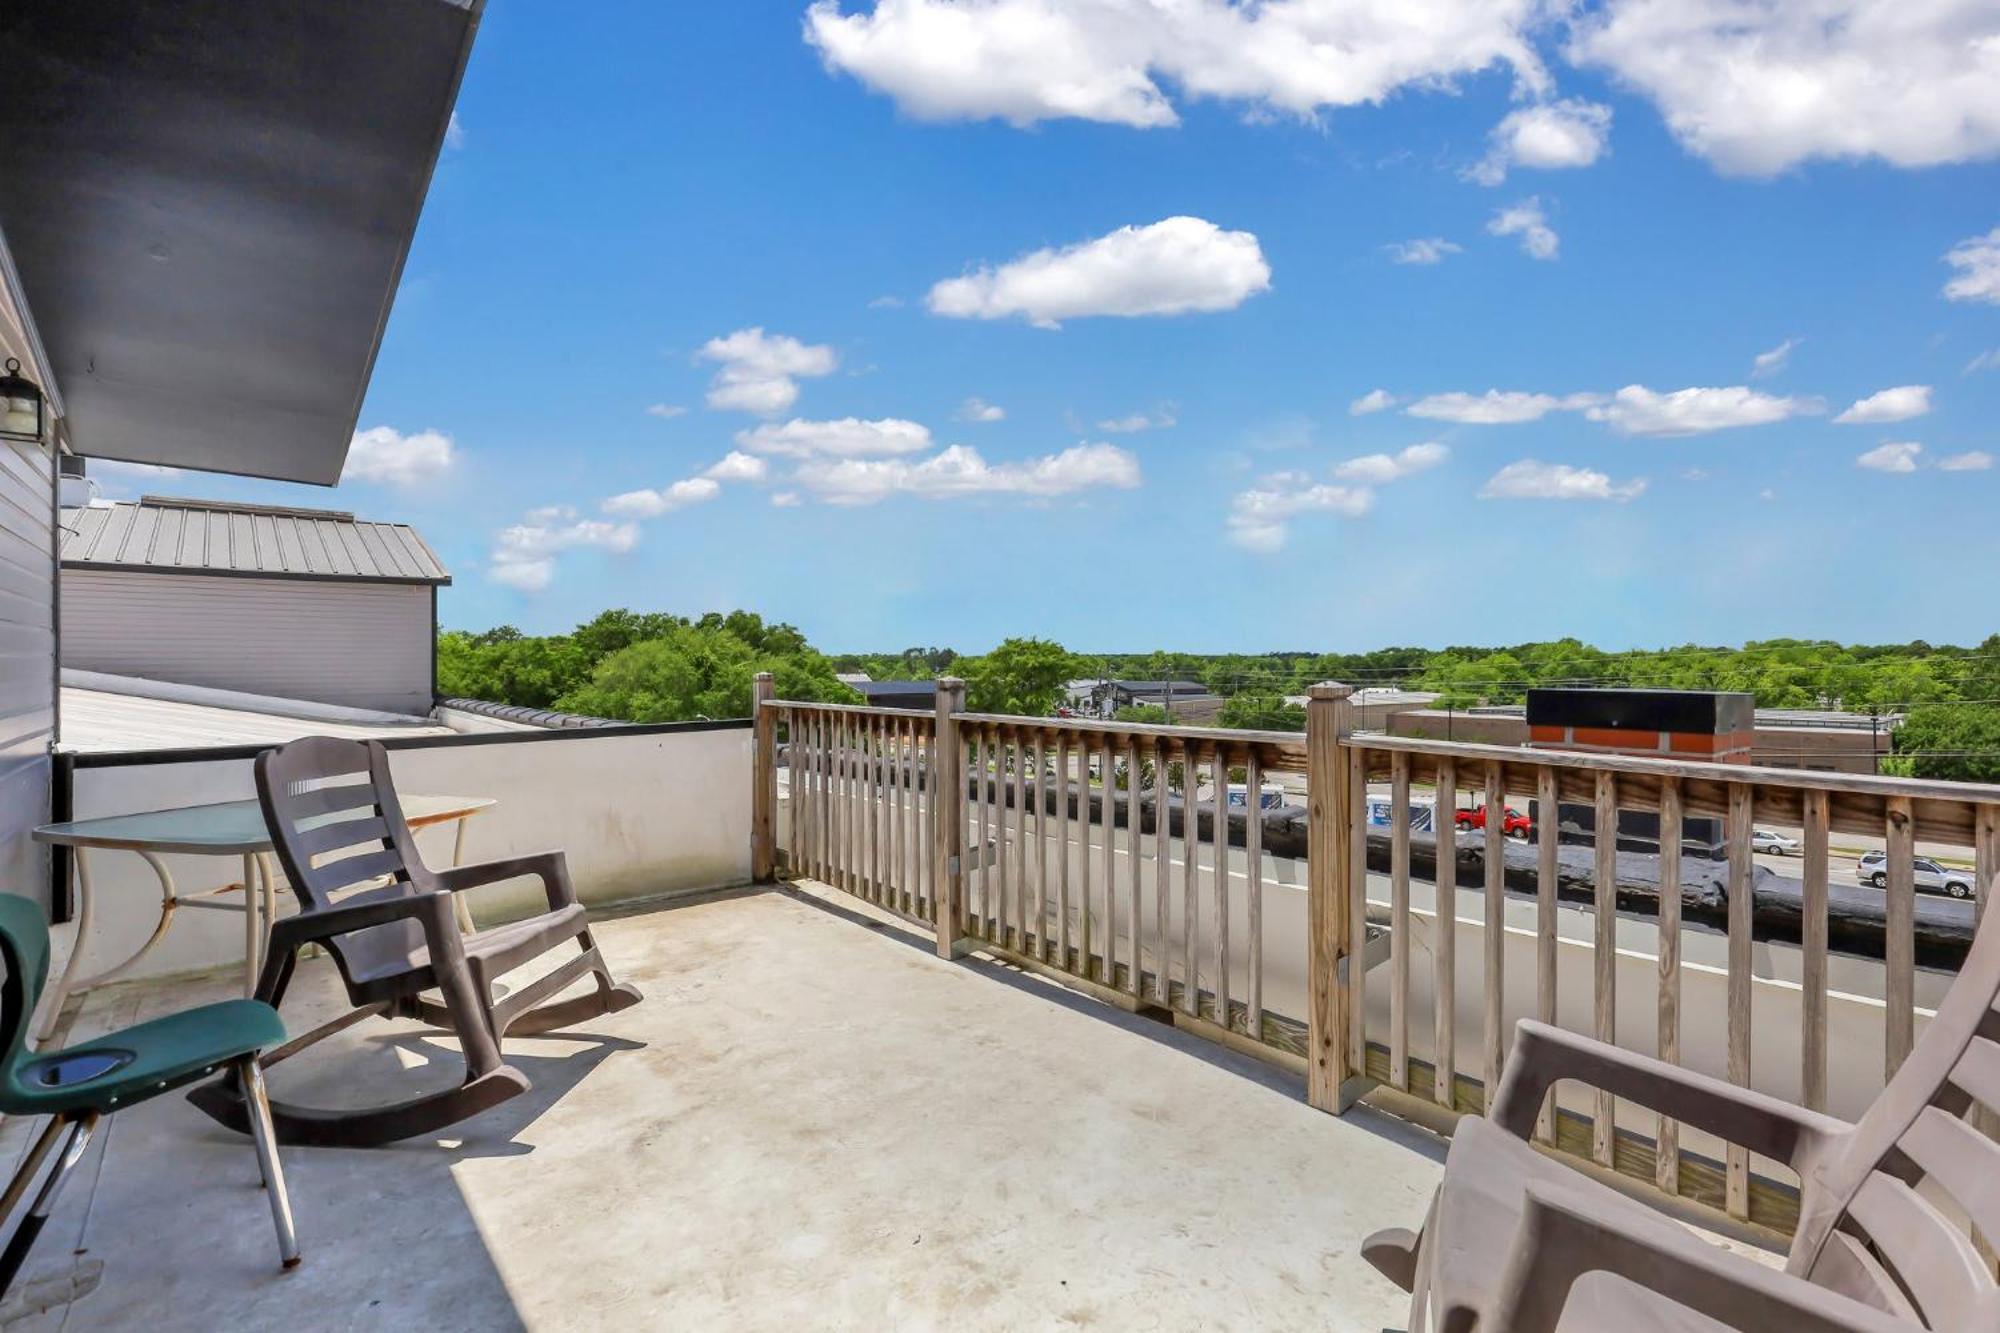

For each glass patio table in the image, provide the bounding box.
[31,793,494,1042]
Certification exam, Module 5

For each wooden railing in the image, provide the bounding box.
[751,676,2000,1238]
[759,681,945,926]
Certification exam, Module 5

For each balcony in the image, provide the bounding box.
[11,681,1998,1328]
[13,883,1438,1328]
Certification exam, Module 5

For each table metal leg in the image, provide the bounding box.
[451,816,476,934]
[242,852,259,997]
[37,849,179,1043]
[35,850,95,1044]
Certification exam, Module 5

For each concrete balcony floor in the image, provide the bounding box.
[2,883,1441,1331]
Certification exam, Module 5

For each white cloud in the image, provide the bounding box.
[868,294,905,309]
[1751,337,1800,378]
[1856,442,1922,474]
[792,442,1139,506]
[1469,99,1612,185]
[1226,481,1373,553]
[1586,384,1819,436]
[1486,196,1558,259]
[342,426,456,487]
[1332,442,1449,485]
[1944,229,2000,304]
[771,492,803,507]
[1406,389,1596,424]
[601,478,722,519]
[926,216,1271,328]
[704,451,769,482]
[957,396,1006,423]
[804,0,1547,130]
[697,328,838,415]
[645,403,688,419]
[1387,237,1461,266]
[1349,389,1398,415]
[1571,2,2000,176]
[1097,405,1177,433]
[1966,349,2000,375]
[1480,460,1646,502]
[735,416,933,458]
[1833,385,1932,424]
[489,508,639,592]
[445,111,466,150]
[1941,450,1995,472]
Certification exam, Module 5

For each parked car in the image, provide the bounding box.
[1856,850,1975,899]
[1750,829,1801,857]
[1453,805,1532,839]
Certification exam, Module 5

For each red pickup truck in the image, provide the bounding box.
[1454,805,1532,838]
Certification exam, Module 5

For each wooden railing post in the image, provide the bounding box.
[1307,681,1356,1113]
[751,672,778,883]
[932,677,967,957]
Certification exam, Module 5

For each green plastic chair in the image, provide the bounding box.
[0,893,298,1293]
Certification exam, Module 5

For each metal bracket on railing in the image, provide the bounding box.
[1336,923,1393,986]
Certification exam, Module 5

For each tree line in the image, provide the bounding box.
[440,618,2000,781]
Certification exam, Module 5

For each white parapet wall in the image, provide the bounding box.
[60,722,753,983]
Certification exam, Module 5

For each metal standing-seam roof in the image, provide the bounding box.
[61,496,450,585]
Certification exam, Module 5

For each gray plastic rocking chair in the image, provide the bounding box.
[1362,875,2000,1331]
[188,736,641,1147]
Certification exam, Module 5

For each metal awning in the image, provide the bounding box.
[0,0,482,485]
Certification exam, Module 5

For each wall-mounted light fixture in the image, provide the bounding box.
[0,358,44,443]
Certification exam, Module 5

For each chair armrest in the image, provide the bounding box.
[1478,1179,1927,1333]
[430,850,576,912]
[266,887,455,955]
[1489,1020,1850,1171]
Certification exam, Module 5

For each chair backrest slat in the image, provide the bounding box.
[1842,1174,1988,1333]
[0,896,48,1076]
[1786,873,2000,1328]
[256,737,434,986]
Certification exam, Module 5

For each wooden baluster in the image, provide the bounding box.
[896,719,907,910]
[1152,739,1171,1003]
[1482,763,1505,1110]
[868,717,882,903]
[1434,757,1457,1111]
[1246,750,1264,1042]
[843,715,858,894]
[1032,728,1048,956]
[1181,744,1201,1017]
[1592,770,1618,1168]
[1016,731,1033,953]
[1056,734,1072,971]
[1884,794,1916,1079]
[1535,764,1560,1143]
[972,729,990,936]
[1977,803,1999,929]
[1078,734,1093,980]
[1212,747,1231,1031]
[1100,736,1116,985]
[812,712,828,884]
[1125,738,1142,996]
[1657,778,1684,1196]
[829,714,845,890]
[1801,789,1830,1114]
[998,730,1015,948]
[1390,750,1412,1091]
[1725,782,1754,1220]
[1347,744,1368,1084]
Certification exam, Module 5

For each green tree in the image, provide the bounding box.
[1892,704,2000,783]
[556,623,855,722]
[1217,694,1305,730]
[960,637,1078,715]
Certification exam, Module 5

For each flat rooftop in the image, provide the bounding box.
[58,685,455,754]
[8,885,1440,1330]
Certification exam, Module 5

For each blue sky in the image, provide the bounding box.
[98,2,2000,654]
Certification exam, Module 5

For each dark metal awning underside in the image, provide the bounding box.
[0,0,481,485]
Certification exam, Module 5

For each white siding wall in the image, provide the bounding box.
[61,569,432,715]
[0,438,53,906]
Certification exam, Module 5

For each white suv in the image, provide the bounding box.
[1856,851,1975,899]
